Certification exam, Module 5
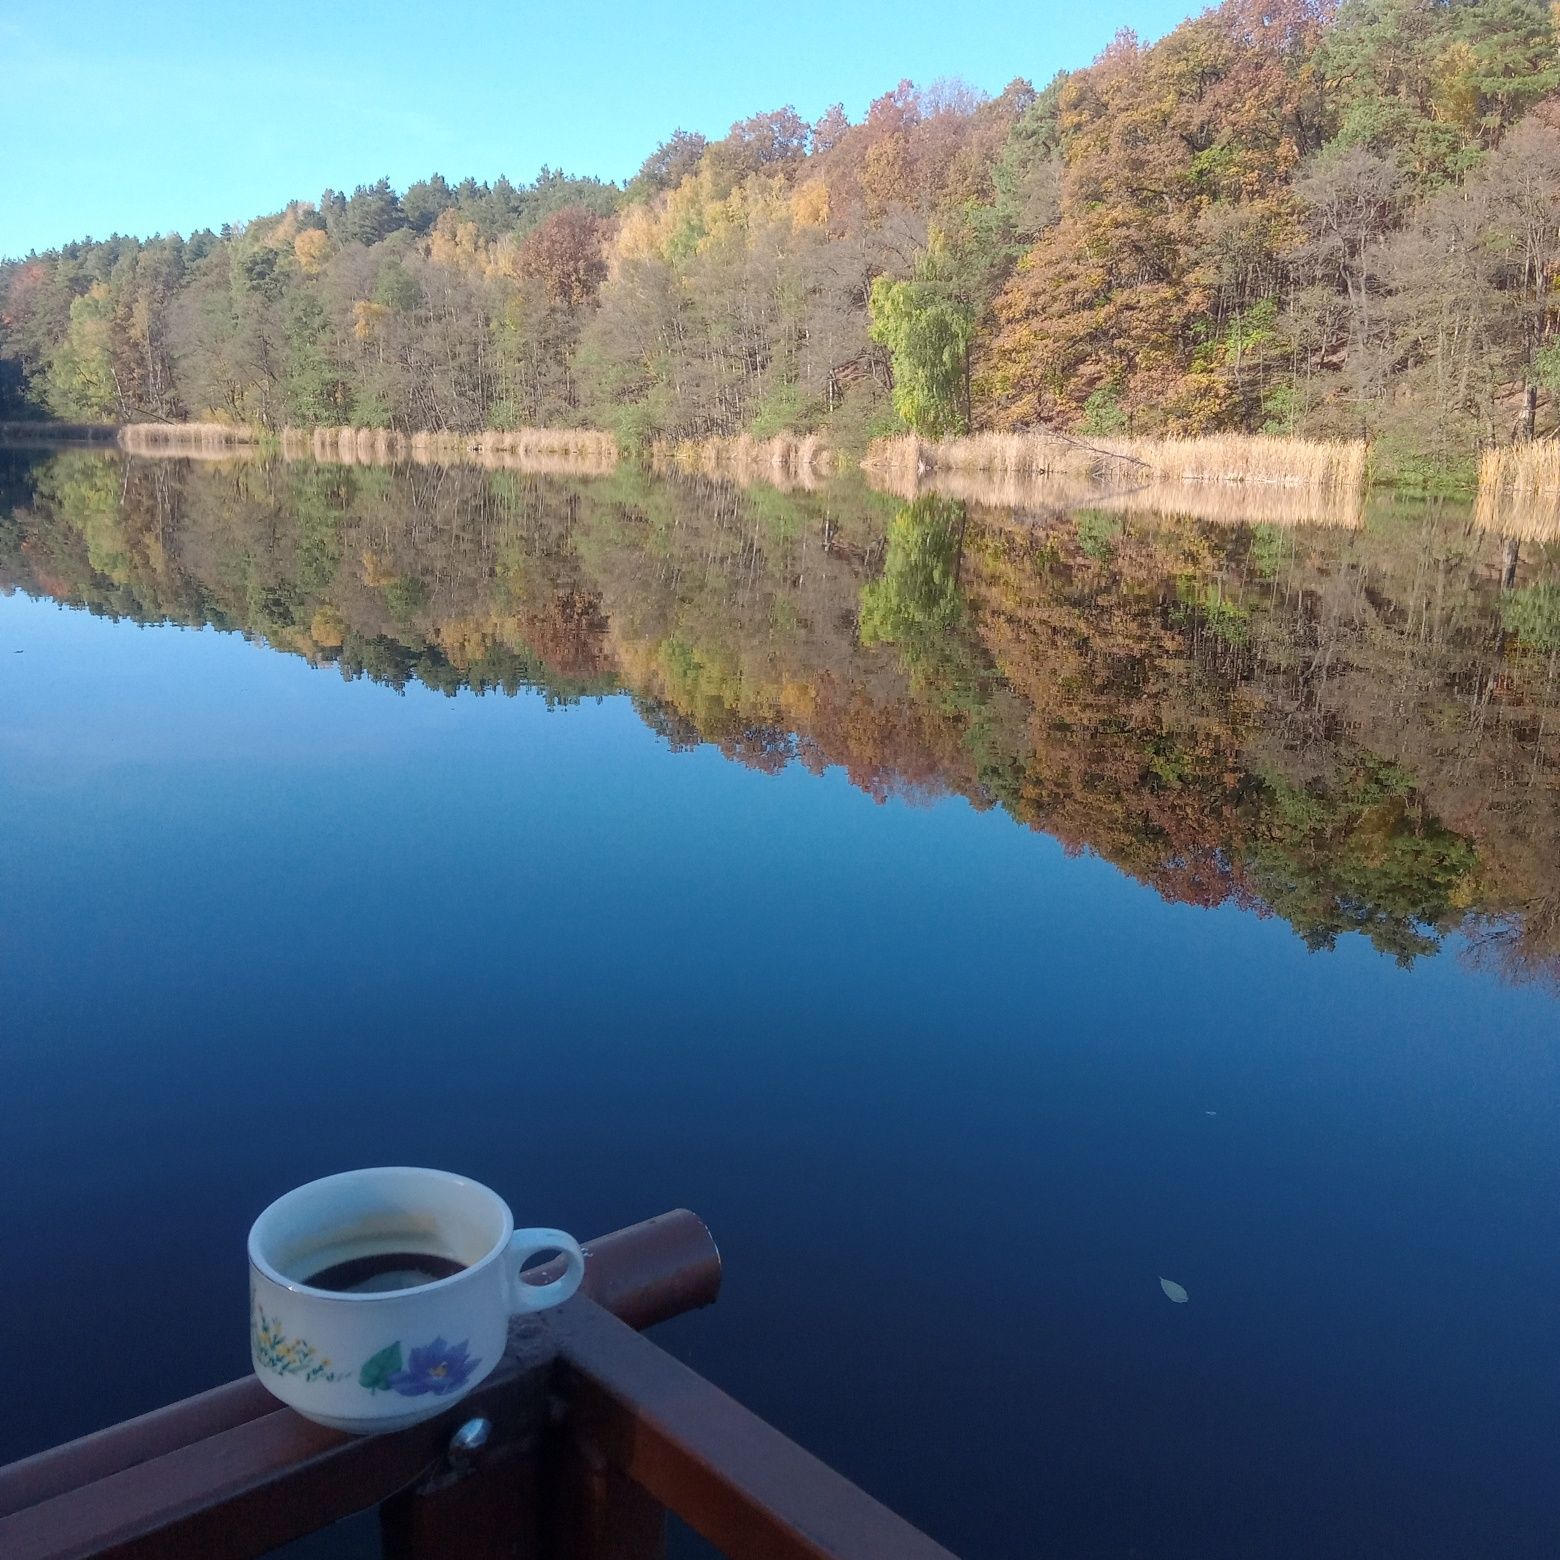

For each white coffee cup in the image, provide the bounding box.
[248,1166,584,1433]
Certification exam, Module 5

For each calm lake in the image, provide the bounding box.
[2,449,1558,1558]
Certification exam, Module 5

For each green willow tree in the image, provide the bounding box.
[867,240,975,437]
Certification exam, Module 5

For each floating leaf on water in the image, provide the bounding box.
[1159,1277,1189,1304]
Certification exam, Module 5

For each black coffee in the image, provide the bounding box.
[303,1251,467,1294]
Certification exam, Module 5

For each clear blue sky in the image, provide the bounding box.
[3,0,1199,259]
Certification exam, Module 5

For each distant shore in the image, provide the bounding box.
[5,420,1559,537]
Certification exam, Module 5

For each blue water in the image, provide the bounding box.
[2,588,1558,1558]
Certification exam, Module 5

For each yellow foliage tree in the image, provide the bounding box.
[789,178,831,229]
[426,211,487,273]
[352,299,389,342]
[294,229,331,275]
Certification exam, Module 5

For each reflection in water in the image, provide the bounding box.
[872,468,1366,529]
[1475,485,1560,545]
[3,449,1558,983]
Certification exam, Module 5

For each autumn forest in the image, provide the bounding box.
[5,0,1560,491]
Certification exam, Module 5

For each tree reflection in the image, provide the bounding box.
[3,451,1557,984]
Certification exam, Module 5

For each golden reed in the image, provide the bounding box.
[275,426,620,475]
[117,422,262,455]
[863,430,1367,525]
[649,434,837,491]
[865,430,1367,492]
[898,468,1361,528]
[114,422,620,475]
[1477,443,1560,542]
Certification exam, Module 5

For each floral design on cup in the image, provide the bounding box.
[251,1307,348,1382]
[359,1337,482,1398]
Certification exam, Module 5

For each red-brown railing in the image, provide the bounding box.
[0,1211,960,1560]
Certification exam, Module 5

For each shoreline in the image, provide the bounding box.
[5,421,1549,521]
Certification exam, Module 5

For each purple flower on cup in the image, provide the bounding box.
[387,1337,481,1397]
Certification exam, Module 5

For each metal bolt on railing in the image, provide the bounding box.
[447,1417,491,1469]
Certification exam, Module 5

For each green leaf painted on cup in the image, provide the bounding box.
[360,1341,403,1393]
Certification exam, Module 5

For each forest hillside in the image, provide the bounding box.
[4,0,1559,488]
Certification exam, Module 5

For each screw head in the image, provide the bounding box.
[449,1417,492,1462]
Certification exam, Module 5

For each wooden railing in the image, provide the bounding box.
[0,1211,959,1560]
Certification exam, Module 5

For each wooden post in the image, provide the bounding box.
[542,1430,667,1560]
[380,1436,543,1560]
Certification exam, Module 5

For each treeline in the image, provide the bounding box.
[4,0,1560,483]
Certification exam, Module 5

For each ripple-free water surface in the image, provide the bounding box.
[2,454,1558,1557]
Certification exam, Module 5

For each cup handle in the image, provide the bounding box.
[507,1228,585,1313]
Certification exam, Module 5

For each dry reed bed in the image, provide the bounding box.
[1476,443,1560,541]
[1096,479,1362,529]
[277,426,619,475]
[109,422,619,474]
[650,434,836,491]
[1480,442,1560,497]
[118,422,262,454]
[1474,494,1560,543]
[865,431,1368,495]
[898,467,1362,528]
